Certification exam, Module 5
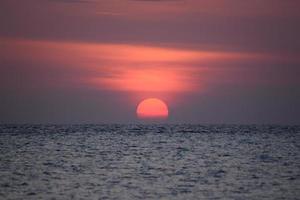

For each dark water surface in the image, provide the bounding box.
[0,124,299,199]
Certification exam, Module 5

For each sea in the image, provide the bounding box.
[0,124,299,200]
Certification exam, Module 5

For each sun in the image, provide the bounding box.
[136,98,169,119]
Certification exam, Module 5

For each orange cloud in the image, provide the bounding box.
[91,68,197,92]
[1,37,272,93]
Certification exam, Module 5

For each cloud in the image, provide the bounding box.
[1,37,279,95]
[133,0,181,1]
[48,0,94,3]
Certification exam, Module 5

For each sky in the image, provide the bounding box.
[0,0,300,124]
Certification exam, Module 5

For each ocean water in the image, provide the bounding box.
[0,124,299,200]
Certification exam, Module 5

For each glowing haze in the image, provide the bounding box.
[0,0,299,124]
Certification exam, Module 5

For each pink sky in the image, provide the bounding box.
[0,0,299,123]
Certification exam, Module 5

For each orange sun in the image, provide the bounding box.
[136,98,169,119]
